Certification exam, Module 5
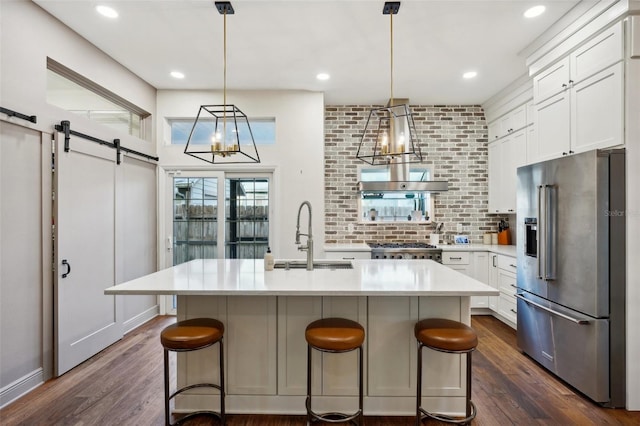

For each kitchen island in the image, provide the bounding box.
[105,259,497,417]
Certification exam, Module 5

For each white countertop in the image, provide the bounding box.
[104,259,498,297]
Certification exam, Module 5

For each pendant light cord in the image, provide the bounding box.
[390,10,393,103]
[223,8,227,145]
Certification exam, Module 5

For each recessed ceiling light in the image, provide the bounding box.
[316,73,330,81]
[96,5,118,19]
[524,5,546,18]
[170,71,185,79]
[463,71,478,79]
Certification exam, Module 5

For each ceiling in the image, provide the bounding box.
[33,0,590,105]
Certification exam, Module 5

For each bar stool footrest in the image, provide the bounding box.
[418,401,476,425]
[307,410,363,425]
[170,382,223,401]
[171,410,224,426]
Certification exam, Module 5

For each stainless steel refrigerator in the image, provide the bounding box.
[515,148,625,407]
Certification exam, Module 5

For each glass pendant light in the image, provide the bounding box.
[356,1,422,166]
[184,1,260,164]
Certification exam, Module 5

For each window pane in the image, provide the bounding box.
[173,177,218,265]
[46,66,148,139]
[225,177,269,259]
[169,118,275,145]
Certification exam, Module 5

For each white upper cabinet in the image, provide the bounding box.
[571,62,624,154]
[530,22,624,163]
[488,130,527,213]
[533,57,571,103]
[488,103,528,141]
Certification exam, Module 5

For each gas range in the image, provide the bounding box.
[368,242,442,263]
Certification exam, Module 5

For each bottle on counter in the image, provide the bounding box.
[264,247,275,271]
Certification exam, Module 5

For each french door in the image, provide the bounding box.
[163,171,271,312]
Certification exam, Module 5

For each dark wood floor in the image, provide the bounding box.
[1,315,638,425]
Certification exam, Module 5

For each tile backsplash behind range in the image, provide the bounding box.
[324,105,506,244]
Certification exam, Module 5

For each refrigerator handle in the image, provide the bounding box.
[537,185,544,279]
[515,294,589,324]
[544,184,557,281]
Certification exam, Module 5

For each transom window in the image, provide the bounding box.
[168,118,276,145]
[46,58,150,139]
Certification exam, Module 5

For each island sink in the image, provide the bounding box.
[273,260,353,270]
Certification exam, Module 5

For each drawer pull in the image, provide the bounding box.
[449,257,462,260]
[509,264,517,269]
[510,309,517,314]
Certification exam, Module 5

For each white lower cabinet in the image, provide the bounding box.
[442,251,489,309]
[442,250,517,327]
[179,294,471,414]
[488,253,500,311]
[226,296,278,395]
[367,296,418,396]
[471,252,489,308]
[494,254,518,328]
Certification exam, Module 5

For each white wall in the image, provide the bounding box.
[0,0,160,403]
[156,90,326,260]
[0,0,156,151]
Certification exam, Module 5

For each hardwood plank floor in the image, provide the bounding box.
[1,315,638,425]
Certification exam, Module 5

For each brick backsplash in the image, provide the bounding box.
[324,104,510,244]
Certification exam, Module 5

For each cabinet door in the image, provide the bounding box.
[501,130,527,213]
[471,252,489,309]
[487,141,502,213]
[509,104,527,133]
[488,120,500,141]
[227,296,277,395]
[321,297,367,396]
[497,269,518,327]
[488,254,499,311]
[526,123,537,165]
[534,57,570,103]
[533,91,571,162]
[368,297,419,396]
[277,296,322,395]
[570,21,622,84]
[571,62,623,154]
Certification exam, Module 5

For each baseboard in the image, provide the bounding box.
[123,305,159,334]
[0,368,44,409]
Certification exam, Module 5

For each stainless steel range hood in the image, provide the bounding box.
[357,161,449,193]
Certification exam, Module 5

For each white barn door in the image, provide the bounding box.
[54,131,122,375]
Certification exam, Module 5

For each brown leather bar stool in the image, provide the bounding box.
[305,317,365,426]
[160,318,225,426]
[415,318,477,426]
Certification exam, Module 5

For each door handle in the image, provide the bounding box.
[62,259,71,278]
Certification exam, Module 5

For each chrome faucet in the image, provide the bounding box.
[295,201,314,270]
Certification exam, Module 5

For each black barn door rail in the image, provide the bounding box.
[55,120,159,164]
[1,106,37,124]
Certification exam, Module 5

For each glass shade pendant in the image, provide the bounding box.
[184,1,260,164]
[356,1,422,166]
